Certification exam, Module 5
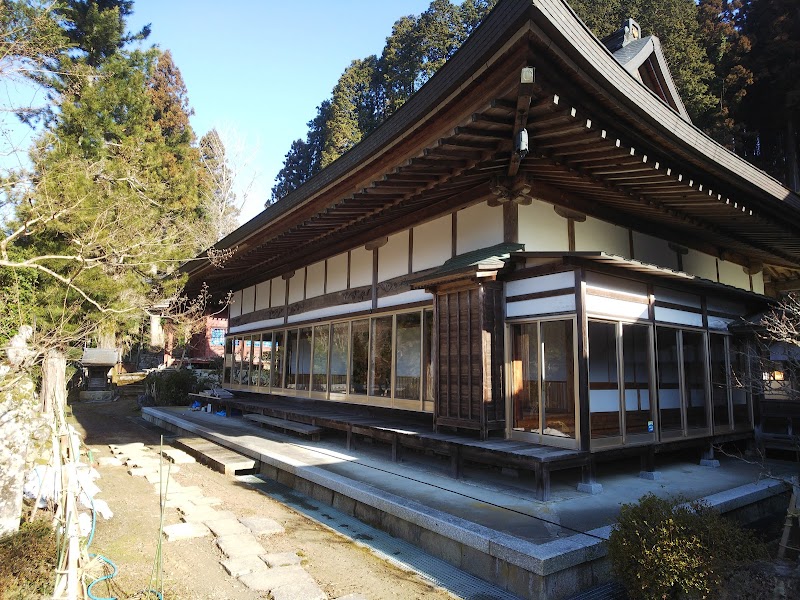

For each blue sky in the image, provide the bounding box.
[127,1,437,224]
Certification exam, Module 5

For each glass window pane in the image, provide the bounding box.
[541,320,575,438]
[423,310,434,403]
[623,324,653,435]
[224,338,233,383]
[589,321,620,439]
[241,337,252,384]
[330,323,349,394]
[683,330,708,429]
[312,325,330,392]
[730,338,751,428]
[286,330,298,388]
[260,333,273,388]
[656,328,682,431]
[271,331,285,388]
[395,313,422,400]
[350,320,369,394]
[511,323,540,433]
[296,327,312,391]
[369,316,393,397]
[232,337,243,384]
[710,334,730,428]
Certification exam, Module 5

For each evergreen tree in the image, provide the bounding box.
[569,0,716,122]
[696,0,753,148]
[198,128,241,246]
[738,0,800,191]
[270,0,497,202]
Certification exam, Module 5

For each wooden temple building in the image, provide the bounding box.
[184,0,800,482]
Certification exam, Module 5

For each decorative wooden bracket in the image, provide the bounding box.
[489,175,534,206]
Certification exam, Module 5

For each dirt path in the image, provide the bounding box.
[70,397,455,600]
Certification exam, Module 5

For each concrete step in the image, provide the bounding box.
[175,436,258,476]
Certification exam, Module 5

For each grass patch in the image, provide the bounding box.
[0,520,57,599]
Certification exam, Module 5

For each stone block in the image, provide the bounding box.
[700,459,721,468]
[260,552,301,568]
[205,518,250,537]
[419,529,461,566]
[216,534,266,558]
[237,565,306,592]
[309,484,333,506]
[220,555,268,578]
[162,522,210,541]
[271,579,327,600]
[639,470,662,481]
[332,493,356,516]
[161,447,196,464]
[127,467,156,478]
[239,516,285,536]
[577,482,603,495]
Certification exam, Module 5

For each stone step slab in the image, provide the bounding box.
[205,518,251,537]
[220,555,269,578]
[162,522,211,541]
[215,533,266,558]
[260,552,302,568]
[182,509,238,524]
[239,516,285,537]
[161,447,196,464]
[237,565,307,592]
[97,457,123,467]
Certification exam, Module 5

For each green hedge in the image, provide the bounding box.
[144,369,200,406]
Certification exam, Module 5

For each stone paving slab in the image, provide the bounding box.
[239,516,285,537]
[125,456,162,468]
[97,456,123,467]
[182,509,238,524]
[109,442,146,451]
[334,595,369,600]
[162,522,211,541]
[128,467,157,478]
[216,533,266,558]
[237,565,307,592]
[145,469,180,484]
[161,447,197,464]
[220,555,268,578]
[205,518,250,537]
[271,579,327,600]
[152,478,181,494]
[260,552,301,568]
[189,496,222,506]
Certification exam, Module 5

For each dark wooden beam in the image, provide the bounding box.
[508,67,535,178]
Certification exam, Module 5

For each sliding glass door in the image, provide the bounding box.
[509,318,577,447]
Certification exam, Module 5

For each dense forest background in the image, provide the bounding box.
[271,0,800,202]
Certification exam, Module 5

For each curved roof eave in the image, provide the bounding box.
[184,0,800,281]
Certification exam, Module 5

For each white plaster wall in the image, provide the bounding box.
[456,201,503,255]
[632,232,678,270]
[506,271,575,297]
[255,281,270,311]
[350,246,373,288]
[379,231,409,282]
[654,307,703,327]
[654,287,701,309]
[327,253,348,293]
[306,261,325,299]
[507,295,575,317]
[518,201,569,251]
[229,290,242,318]
[682,249,718,280]
[288,268,305,304]
[412,215,451,271]
[241,286,255,315]
[585,272,647,297]
[271,277,286,307]
[575,216,629,257]
[752,271,764,295]
[718,259,750,290]
[586,295,649,320]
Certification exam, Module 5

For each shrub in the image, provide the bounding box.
[608,493,767,600]
[144,368,200,406]
[0,520,57,599]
